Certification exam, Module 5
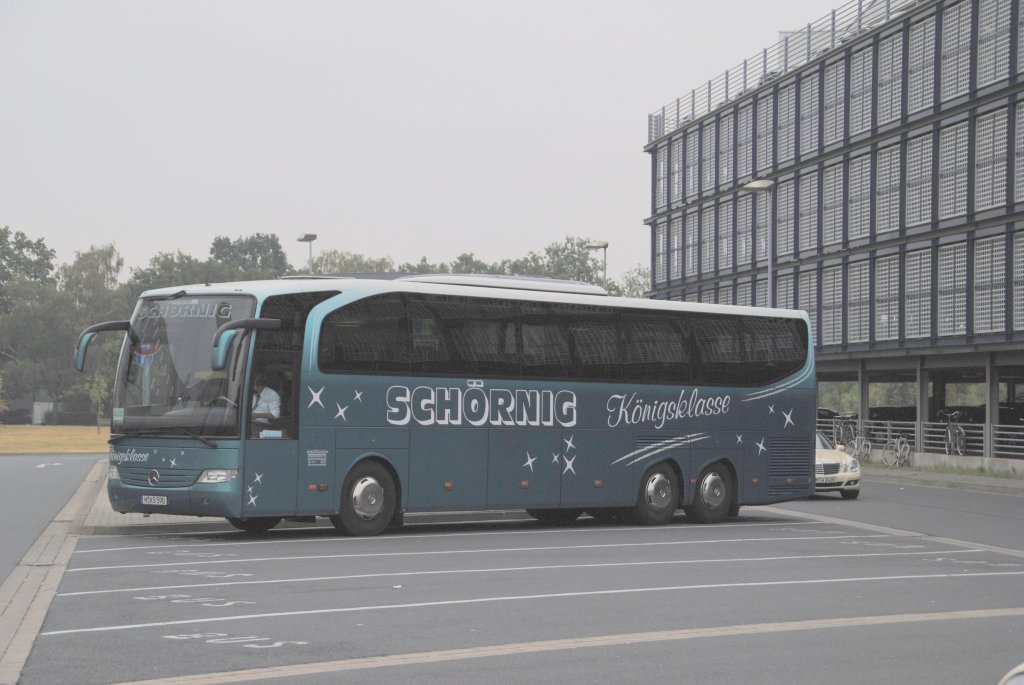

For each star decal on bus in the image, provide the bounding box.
[247,494,258,507]
[768,404,776,415]
[522,452,536,472]
[253,473,263,485]
[353,389,363,402]
[562,454,576,475]
[756,438,767,456]
[552,452,561,464]
[563,435,576,452]
[308,386,325,409]
[782,409,794,428]
[736,434,743,444]
[335,404,348,421]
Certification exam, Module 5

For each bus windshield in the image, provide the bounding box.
[112,295,256,438]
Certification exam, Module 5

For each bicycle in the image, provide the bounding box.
[881,434,910,467]
[846,431,871,461]
[938,409,966,456]
[832,413,857,447]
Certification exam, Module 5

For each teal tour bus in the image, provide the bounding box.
[75,274,815,535]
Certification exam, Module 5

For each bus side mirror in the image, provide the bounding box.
[211,318,282,371]
[74,321,132,371]
[211,330,238,371]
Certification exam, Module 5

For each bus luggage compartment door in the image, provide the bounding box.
[241,438,298,516]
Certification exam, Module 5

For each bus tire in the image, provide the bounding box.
[526,508,582,525]
[330,461,396,537]
[226,517,281,534]
[684,462,734,524]
[631,463,679,526]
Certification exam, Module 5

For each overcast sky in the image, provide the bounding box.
[1,0,829,281]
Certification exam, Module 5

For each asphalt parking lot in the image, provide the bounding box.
[2,461,1023,684]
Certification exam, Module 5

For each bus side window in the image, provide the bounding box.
[319,294,410,375]
[621,311,692,385]
[693,314,744,387]
[428,295,519,378]
[408,296,450,374]
[519,301,571,379]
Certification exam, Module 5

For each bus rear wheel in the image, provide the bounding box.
[631,463,679,526]
[226,517,281,534]
[684,462,734,524]
[526,508,582,525]
[330,461,396,537]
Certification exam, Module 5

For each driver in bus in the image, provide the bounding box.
[251,374,281,427]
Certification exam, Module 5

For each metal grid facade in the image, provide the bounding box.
[646,0,1024,361]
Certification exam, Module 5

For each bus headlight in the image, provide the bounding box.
[108,464,121,481]
[196,469,238,484]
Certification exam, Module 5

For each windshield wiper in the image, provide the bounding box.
[109,427,219,448]
[148,289,188,301]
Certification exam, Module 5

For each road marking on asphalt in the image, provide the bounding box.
[40,570,1024,636]
[74,518,819,554]
[103,606,1024,685]
[65,534,892,572]
[772,506,1024,560]
[57,548,986,597]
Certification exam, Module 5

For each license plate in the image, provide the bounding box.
[141,495,168,505]
[817,476,839,484]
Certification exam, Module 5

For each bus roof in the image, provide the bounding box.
[140,274,810,323]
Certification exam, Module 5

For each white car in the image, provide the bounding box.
[815,431,860,499]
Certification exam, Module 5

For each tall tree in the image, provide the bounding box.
[314,250,395,274]
[611,264,651,298]
[209,233,292,279]
[0,277,78,417]
[0,226,55,313]
[128,250,237,295]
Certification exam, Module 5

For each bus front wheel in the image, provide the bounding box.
[631,463,680,526]
[684,462,734,524]
[331,461,396,537]
[226,517,281,534]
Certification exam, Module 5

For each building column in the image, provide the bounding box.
[987,355,998,460]
[916,357,928,453]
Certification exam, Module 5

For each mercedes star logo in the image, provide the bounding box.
[148,469,160,486]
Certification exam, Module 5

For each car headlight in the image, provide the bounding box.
[108,464,121,481]
[196,469,238,484]
[849,458,859,472]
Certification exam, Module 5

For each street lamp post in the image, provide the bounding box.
[742,179,776,307]
[585,240,609,290]
[297,233,317,274]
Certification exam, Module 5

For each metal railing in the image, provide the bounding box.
[647,0,926,143]
[863,420,917,457]
[815,417,1024,461]
[992,424,1024,460]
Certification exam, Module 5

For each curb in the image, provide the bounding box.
[861,466,1024,497]
[0,458,105,685]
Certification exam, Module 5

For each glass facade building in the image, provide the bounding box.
[645,0,1024,461]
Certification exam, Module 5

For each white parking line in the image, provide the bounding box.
[40,570,1024,636]
[74,519,821,554]
[66,534,892,572]
[103,607,1024,685]
[56,548,985,597]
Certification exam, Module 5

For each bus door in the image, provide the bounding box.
[240,292,338,519]
[241,359,300,517]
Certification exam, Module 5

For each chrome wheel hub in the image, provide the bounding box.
[700,472,726,509]
[351,477,384,520]
[644,473,673,510]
